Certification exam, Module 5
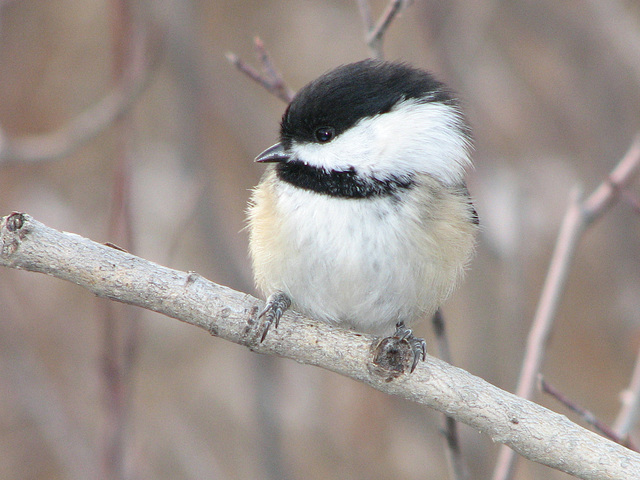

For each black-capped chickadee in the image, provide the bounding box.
[248,59,478,371]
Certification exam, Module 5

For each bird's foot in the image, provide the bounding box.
[371,322,426,377]
[257,291,291,342]
[393,322,427,372]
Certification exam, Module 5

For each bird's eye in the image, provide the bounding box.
[314,126,335,143]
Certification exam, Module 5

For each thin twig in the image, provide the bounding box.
[615,347,640,439]
[540,376,637,451]
[359,0,412,59]
[228,2,412,99]
[492,135,640,480]
[226,37,294,104]
[367,0,410,46]
[355,0,374,33]
[432,310,469,480]
[582,136,640,222]
[253,37,293,101]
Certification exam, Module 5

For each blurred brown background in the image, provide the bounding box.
[1,1,640,479]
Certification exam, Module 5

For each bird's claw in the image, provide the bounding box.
[391,322,426,372]
[372,322,426,376]
[257,291,291,342]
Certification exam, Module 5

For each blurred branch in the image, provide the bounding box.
[492,134,640,480]
[99,2,141,479]
[2,212,640,480]
[355,0,374,33]
[540,376,637,451]
[432,310,469,480]
[356,0,413,59]
[615,347,640,439]
[0,23,158,165]
[226,37,294,104]
[227,1,414,101]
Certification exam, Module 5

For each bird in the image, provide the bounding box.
[247,59,478,371]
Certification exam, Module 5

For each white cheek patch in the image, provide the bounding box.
[289,132,367,173]
[289,99,472,185]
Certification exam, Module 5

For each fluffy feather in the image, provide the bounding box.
[248,59,478,336]
[249,170,476,334]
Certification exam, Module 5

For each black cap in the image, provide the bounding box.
[280,59,455,148]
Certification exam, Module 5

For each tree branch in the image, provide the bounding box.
[356,0,412,59]
[432,310,469,480]
[226,37,294,104]
[540,376,637,451]
[492,135,640,480]
[1,212,640,479]
[615,346,640,440]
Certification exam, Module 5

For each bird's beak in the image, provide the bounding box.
[255,143,289,163]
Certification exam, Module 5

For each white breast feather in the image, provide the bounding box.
[250,177,471,335]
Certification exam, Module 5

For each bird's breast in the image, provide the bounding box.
[248,173,475,334]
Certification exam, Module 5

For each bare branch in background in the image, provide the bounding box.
[432,310,469,480]
[615,348,640,441]
[227,0,412,100]
[226,37,294,104]
[355,0,374,33]
[540,376,637,451]
[356,0,412,59]
[0,24,158,165]
[99,2,142,479]
[1,212,640,480]
[492,135,640,480]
